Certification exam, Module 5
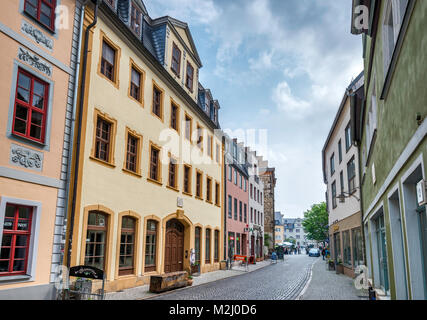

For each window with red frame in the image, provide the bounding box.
[13,69,48,143]
[24,0,56,31]
[0,204,33,276]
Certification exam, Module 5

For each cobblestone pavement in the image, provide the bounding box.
[106,260,271,300]
[300,258,369,300]
[149,254,317,300]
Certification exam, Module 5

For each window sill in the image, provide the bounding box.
[182,191,193,197]
[147,177,163,186]
[89,156,116,168]
[11,132,47,149]
[150,111,164,123]
[166,185,179,193]
[206,200,213,204]
[122,168,142,178]
[97,70,120,90]
[195,196,204,201]
[0,275,32,283]
[128,94,144,108]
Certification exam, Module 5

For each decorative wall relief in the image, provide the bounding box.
[21,20,53,50]
[18,47,52,77]
[10,144,44,172]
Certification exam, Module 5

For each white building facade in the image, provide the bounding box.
[246,147,265,260]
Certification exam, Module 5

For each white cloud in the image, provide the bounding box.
[272,81,310,116]
[249,50,275,71]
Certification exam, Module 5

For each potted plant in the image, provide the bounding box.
[191,263,200,275]
[187,275,193,286]
[328,259,335,271]
[336,258,344,274]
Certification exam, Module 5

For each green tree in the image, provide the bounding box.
[302,202,328,242]
[284,238,296,245]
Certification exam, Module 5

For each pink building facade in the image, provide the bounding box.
[224,139,249,260]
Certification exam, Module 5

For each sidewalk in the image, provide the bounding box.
[299,258,369,300]
[105,260,272,300]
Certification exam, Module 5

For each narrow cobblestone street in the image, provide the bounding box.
[150,255,317,300]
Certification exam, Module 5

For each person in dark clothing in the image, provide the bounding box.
[321,248,326,260]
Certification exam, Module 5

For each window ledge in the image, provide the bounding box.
[166,185,179,193]
[195,196,204,201]
[89,156,116,168]
[182,191,193,197]
[122,168,142,178]
[146,177,163,186]
[11,133,47,149]
[0,275,31,283]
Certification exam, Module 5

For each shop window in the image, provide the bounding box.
[214,230,219,263]
[85,212,108,270]
[119,217,135,276]
[195,227,201,265]
[144,220,157,272]
[205,229,211,263]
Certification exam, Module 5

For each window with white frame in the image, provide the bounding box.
[382,0,409,74]
[366,78,377,155]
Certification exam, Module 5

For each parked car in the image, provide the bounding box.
[308,248,320,257]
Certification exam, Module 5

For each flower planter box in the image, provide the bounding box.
[328,261,335,271]
[336,264,344,274]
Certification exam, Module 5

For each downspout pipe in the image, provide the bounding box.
[67,0,100,268]
[61,0,85,268]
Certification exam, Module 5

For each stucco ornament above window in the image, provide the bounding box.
[10,144,44,172]
[21,20,53,50]
[18,47,52,77]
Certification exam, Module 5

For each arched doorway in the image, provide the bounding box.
[164,219,184,273]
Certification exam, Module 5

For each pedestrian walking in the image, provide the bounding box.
[321,248,326,260]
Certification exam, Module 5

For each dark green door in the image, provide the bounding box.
[376,214,389,293]
[417,205,427,298]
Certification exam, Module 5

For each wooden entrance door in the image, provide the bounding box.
[164,219,184,273]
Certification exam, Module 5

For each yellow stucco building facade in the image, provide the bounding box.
[66,0,223,292]
[0,0,80,299]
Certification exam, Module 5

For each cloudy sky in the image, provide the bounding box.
[145,0,363,218]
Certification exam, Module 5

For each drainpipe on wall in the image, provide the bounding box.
[66,0,100,269]
[223,141,227,261]
[60,0,86,270]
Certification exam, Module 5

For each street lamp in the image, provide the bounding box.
[336,189,360,202]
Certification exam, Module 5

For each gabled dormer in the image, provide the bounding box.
[103,1,202,103]
[198,83,220,126]
[149,16,202,102]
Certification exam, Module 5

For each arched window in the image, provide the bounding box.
[145,220,157,272]
[205,229,211,264]
[119,217,136,276]
[195,227,201,265]
[85,211,108,270]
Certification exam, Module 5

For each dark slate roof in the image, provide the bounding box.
[101,0,219,128]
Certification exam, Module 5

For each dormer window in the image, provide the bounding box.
[130,2,142,37]
[171,43,181,77]
[186,62,194,92]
